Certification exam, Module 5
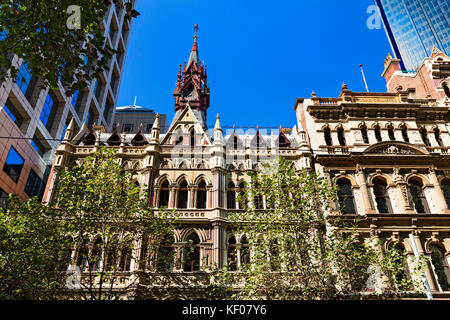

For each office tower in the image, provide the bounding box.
[114,104,167,134]
[376,0,450,71]
[0,1,136,205]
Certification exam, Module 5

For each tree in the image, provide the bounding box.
[211,158,426,299]
[0,0,139,95]
[0,147,176,300]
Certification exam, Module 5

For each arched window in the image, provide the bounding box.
[177,180,188,209]
[337,127,346,146]
[374,125,382,142]
[324,127,332,146]
[190,129,195,147]
[119,245,132,271]
[159,180,170,208]
[361,125,369,144]
[430,244,450,291]
[183,233,200,272]
[441,179,450,208]
[156,233,175,272]
[227,182,236,209]
[196,180,207,209]
[92,238,103,271]
[240,236,250,268]
[390,244,409,290]
[443,83,450,98]
[238,182,247,209]
[408,179,429,213]
[76,240,89,272]
[227,236,238,271]
[420,128,431,146]
[401,125,409,143]
[387,125,395,141]
[175,131,183,145]
[106,243,119,271]
[253,183,264,209]
[337,178,356,214]
[373,178,392,213]
[434,128,443,146]
[269,239,280,271]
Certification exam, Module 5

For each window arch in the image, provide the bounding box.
[324,127,332,146]
[387,125,395,141]
[227,236,238,271]
[441,179,450,209]
[407,178,429,213]
[434,128,443,146]
[337,127,346,146]
[92,237,103,271]
[227,182,236,209]
[401,125,409,143]
[443,83,450,98]
[156,233,175,272]
[389,244,410,290]
[337,178,356,214]
[159,180,170,208]
[190,129,195,147]
[373,178,392,213]
[177,180,189,209]
[253,183,264,209]
[240,236,250,268]
[238,182,247,209]
[360,125,369,144]
[429,244,450,291]
[374,125,382,142]
[420,128,431,146]
[183,233,200,272]
[119,244,132,271]
[76,239,89,272]
[196,180,207,209]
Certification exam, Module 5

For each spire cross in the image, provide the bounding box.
[194,24,199,39]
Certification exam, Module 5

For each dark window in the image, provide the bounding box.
[387,126,395,140]
[24,169,43,198]
[337,178,356,214]
[324,127,332,146]
[401,126,409,143]
[227,237,238,271]
[31,135,49,158]
[420,128,431,146]
[183,233,200,272]
[190,130,195,147]
[178,180,188,209]
[430,244,450,291]
[3,147,24,183]
[227,182,236,209]
[374,125,382,142]
[156,234,175,272]
[253,183,263,209]
[4,99,23,128]
[119,245,132,271]
[240,236,250,268]
[408,179,429,213]
[434,128,443,146]
[0,188,9,209]
[337,127,346,146]
[159,180,170,207]
[390,244,409,290]
[443,83,450,98]
[442,180,450,209]
[361,125,369,144]
[76,240,89,272]
[196,181,207,209]
[238,182,247,209]
[373,178,392,213]
[270,240,280,271]
[40,93,54,127]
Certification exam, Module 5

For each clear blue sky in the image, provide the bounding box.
[117,0,391,129]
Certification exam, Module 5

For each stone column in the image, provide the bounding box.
[212,221,223,268]
[429,168,449,213]
[356,166,376,214]
[393,168,414,213]
[188,186,195,209]
[169,186,176,209]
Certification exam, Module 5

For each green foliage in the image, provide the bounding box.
[210,158,425,300]
[0,0,140,95]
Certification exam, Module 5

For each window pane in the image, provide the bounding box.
[40,93,54,127]
[24,169,43,198]
[3,147,24,183]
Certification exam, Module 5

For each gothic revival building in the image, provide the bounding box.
[43,34,450,298]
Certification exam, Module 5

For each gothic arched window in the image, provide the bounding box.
[156,233,175,272]
[196,180,207,209]
[76,240,89,272]
[408,179,429,213]
[373,178,392,213]
[374,125,382,142]
[443,83,450,98]
[420,128,431,146]
[227,236,238,271]
[442,179,450,209]
[183,233,200,272]
[401,125,409,143]
[434,128,444,146]
[324,127,332,146]
[177,180,188,209]
[227,182,236,209]
[430,244,450,291]
[238,182,247,209]
[240,236,250,268]
[190,129,195,147]
[253,183,264,209]
[337,127,346,146]
[159,180,170,208]
[387,125,395,141]
[337,178,356,214]
[119,245,132,271]
[361,125,369,144]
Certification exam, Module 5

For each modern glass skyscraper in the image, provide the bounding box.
[376,0,450,71]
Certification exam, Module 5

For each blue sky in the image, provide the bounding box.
[117,0,391,129]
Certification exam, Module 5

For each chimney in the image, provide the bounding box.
[381,53,401,84]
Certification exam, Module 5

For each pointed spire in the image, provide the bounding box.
[187,24,200,68]
[63,118,76,141]
[150,113,160,144]
[152,113,160,130]
[214,113,222,131]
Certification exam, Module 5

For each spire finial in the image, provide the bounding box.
[194,23,199,39]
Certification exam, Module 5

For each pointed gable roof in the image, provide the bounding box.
[131,126,148,146]
[82,128,97,146]
[107,126,122,146]
[251,130,266,148]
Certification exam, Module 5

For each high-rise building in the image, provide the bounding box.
[114,104,167,134]
[376,0,450,71]
[0,1,136,205]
